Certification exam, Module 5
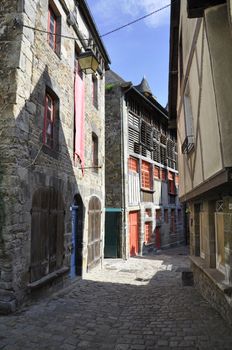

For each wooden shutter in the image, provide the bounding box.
[30,188,65,283]
[87,196,102,270]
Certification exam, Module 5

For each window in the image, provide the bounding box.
[145,209,152,217]
[128,157,138,172]
[92,75,98,109]
[75,48,83,80]
[92,133,98,170]
[164,209,169,223]
[182,83,194,154]
[160,168,166,181]
[168,171,176,195]
[48,4,61,54]
[141,121,152,149]
[156,209,161,222]
[141,161,152,190]
[154,166,160,180]
[43,92,56,148]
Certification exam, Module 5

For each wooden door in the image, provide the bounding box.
[87,196,102,270]
[129,211,139,256]
[104,211,120,258]
[30,188,65,282]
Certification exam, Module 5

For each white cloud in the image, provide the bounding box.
[90,0,170,30]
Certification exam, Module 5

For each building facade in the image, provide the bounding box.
[105,70,184,259]
[169,0,232,324]
[0,0,110,313]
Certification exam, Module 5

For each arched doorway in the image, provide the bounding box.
[30,187,65,283]
[70,194,84,277]
[87,196,102,270]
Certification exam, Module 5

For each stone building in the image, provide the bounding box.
[104,70,184,259]
[169,0,232,324]
[0,0,110,313]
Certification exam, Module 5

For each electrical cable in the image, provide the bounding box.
[100,2,171,38]
[18,2,171,40]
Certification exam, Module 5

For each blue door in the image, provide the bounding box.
[70,205,78,278]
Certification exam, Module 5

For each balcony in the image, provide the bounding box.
[181,135,194,154]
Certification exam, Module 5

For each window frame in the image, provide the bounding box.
[92,74,98,109]
[43,92,55,149]
[141,161,152,190]
[128,157,138,173]
[92,132,98,171]
[154,166,160,180]
[47,3,61,55]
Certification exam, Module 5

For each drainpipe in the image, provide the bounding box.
[120,89,127,260]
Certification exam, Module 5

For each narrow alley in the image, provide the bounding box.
[1,247,232,350]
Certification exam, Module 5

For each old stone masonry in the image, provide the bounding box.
[1,246,232,350]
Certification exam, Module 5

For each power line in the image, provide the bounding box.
[100,3,171,38]
[15,2,171,41]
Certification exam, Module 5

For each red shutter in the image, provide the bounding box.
[141,161,151,189]
[154,166,160,179]
[129,157,138,172]
[144,222,152,244]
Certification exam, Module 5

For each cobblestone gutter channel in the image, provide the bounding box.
[0,246,232,350]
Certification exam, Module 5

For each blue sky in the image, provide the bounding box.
[86,0,171,107]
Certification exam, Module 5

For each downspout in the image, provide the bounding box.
[120,88,127,259]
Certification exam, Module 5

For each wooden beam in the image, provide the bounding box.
[187,0,226,18]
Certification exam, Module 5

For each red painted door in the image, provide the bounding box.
[155,227,161,249]
[129,211,139,256]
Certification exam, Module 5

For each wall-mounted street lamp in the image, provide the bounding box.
[78,48,100,74]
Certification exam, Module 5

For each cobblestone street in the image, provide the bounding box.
[1,246,232,350]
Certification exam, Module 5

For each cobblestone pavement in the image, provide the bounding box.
[1,246,232,350]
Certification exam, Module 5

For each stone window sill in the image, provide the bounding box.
[27,266,69,290]
[190,255,232,297]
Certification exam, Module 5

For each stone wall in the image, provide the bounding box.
[0,0,106,313]
[105,84,123,208]
[192,260,232,326]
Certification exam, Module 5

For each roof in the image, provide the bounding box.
[134,77,153,97]
[105,70,126,85]
[78,0,111,67]
[168,0,180,122]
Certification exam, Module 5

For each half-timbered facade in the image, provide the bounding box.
[105,70,184,259]
[169,0,232,325]
[0,0,110,313]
